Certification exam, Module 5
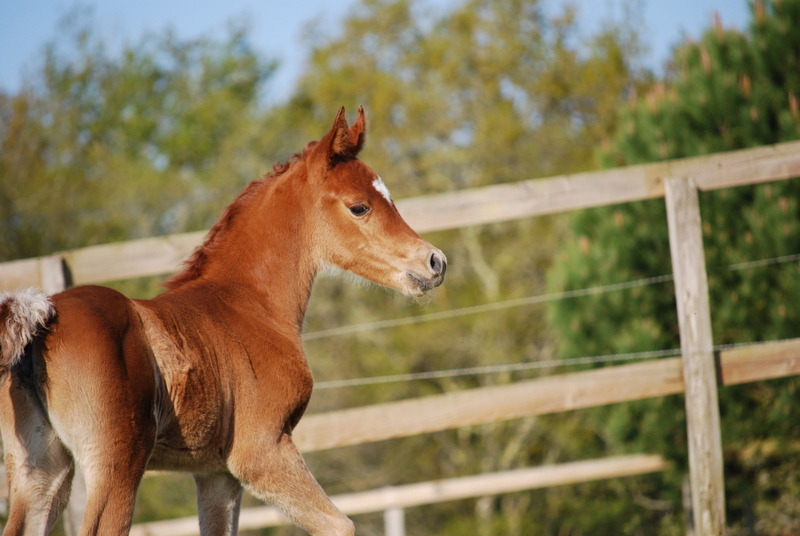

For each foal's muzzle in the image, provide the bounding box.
[408,249,447,294]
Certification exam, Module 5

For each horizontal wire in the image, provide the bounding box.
[308,253,800,390]
[314,338,793,390]
[303,274,674,341]
[314,348,683,390]
[714,252,800,273]
[303,252,800,342]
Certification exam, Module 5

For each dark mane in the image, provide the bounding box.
[165,146,312,290]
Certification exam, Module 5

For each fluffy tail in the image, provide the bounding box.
[0,289,56,367]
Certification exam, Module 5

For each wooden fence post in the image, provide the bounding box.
[39,255,70,295]
[384,507,405,536]
[665,176,726,535]
[129,455,670,535]
[62,469,86,536]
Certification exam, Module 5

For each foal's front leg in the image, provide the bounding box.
[229,433,354,536]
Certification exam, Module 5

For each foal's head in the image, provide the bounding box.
[305,106,446,297]
[168,106,446,299]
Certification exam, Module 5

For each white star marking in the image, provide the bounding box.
[372,176,392,203]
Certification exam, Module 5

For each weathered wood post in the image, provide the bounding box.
[664,176,726,535]
[39,255,70,294]
[62,469,87,536]
[384,506,406,536]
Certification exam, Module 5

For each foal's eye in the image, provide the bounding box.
[349,203,370,217]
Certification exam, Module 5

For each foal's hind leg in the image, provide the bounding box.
[0,377,75,535]
[52,389,156,535]
[50,380,156,536]
[229,433,355,536]
[40,287,159,535]
[194,472,244,536]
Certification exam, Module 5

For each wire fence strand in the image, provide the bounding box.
[314,348,683,389]
[306,252,800,390]
[304,253,800,342]
[302,274,675,341]
[314,338,793,390]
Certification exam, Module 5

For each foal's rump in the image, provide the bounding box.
[0,286,164,533]
[0,285,159,465]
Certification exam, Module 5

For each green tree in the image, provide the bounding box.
[0,12,279,529]
[1,2,648,533]
[0,11,277,262]
[267,0,649,534]
[547,1,800,533]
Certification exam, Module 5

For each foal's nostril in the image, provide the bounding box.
[429,251,446,276]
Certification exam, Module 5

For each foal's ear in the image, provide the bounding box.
[349,105,367,155]
[326,106,367,160]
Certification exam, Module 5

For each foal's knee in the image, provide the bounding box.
[321,514,355,536]
[338,516,356,536]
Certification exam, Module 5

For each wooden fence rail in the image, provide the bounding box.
[2,140,799,290]
[2,141,800,534]
[129,454,670,536]
[293,338,800,453]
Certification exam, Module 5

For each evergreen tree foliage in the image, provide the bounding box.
[547,1,800,533]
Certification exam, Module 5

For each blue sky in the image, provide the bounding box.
[0,0,750,103]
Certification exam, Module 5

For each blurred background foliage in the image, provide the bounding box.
[1,0,800,534]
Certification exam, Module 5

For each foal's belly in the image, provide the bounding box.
[135,303,237,472]
[146,440,228,472]
[146,370,234,472]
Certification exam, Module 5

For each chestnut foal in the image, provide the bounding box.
[0,106,446,535]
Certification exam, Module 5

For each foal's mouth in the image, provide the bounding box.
[400,249,446,296]
[406,270,446,296]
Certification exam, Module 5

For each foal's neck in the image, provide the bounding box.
[169,170,319,335]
